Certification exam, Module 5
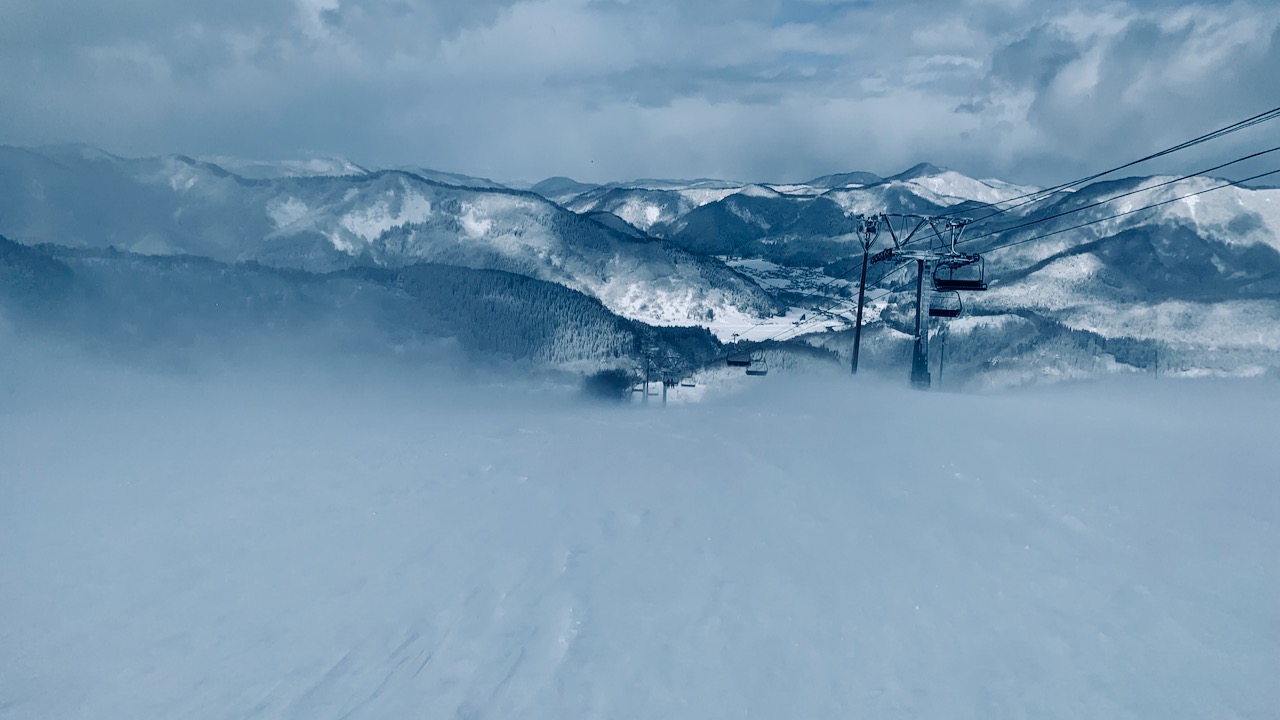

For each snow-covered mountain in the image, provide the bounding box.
[395,167,509,190]
[539,163,1280,384]
[537,164,1042,254]
[945,175,1280,380]
[197,154,370,179]
[4,144,1279,387]
[528,176,601,204]
[781,172,1280,386]
[0,146,779,327]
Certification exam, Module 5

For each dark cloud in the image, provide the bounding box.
[0,0,1277,186]
[991,23,1080,90]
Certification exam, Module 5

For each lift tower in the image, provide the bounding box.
[846,213,985,390]
[883,216,977,390]
[910,258,931,388]
[850,216,879,375]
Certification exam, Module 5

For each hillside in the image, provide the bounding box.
[0,146,779,327]
[0,236,720,375]
[5,147,1280,386]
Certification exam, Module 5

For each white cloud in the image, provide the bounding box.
[295,0,341,40]
[0,0,1277,185]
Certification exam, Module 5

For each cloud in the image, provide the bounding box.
[0,0,1277,185]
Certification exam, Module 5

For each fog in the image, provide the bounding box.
[2,340,1277,719]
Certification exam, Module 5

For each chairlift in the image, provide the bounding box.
[744,352,769,376]
[928,290,963,318]
[727,351,753,367]
[680,378,696,388]
[933,254,988,292]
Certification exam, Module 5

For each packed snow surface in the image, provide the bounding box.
[2,354,1277,720]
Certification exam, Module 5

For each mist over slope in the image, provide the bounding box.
[0,236,720,375]
[1,353,1276,719]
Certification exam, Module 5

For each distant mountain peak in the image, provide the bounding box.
[530,176,600,201]
[397,166,508,190]
[733,184,783,199]
[199,154,369,179]
[889,162,949,181]
[619,178,741,191]
[802,171,883,189]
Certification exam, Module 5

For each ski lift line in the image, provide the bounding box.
[692,252,884,365]
[697,113,1280,367]
[696,214,955,368]
[930,103,1280,224]
[710,105,1280,300]
[686,106,1280,378]
[961,112,1280,226]
[690,222,935,370]
[752,164,1279,372]
[759,159,1280,355]
[959,144,1280,247]
[743,262,910,349]
[982,166,1280,256]
[694,260,899,369]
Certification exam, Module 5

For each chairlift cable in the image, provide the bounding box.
[934,103,1280,223]
[682,106,1280,373]
[980,166,1280,256]
[958,145,1280,247]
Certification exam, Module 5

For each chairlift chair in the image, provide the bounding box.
[744,352,769,376]
[933,254,988,292]
[928,290,963,318]
[680,379,696,388]
[727,352,753,367]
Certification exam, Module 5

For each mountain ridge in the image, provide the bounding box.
[5,144,1280,386]
[0,147,782,327]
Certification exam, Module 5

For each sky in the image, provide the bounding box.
[1,0,1278,185]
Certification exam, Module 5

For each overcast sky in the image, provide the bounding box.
[1,0,1277,185]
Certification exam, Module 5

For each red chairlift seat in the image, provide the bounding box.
[933,254,988,292]
[928,290,963,318]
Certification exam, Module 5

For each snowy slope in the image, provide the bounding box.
[563,185,742,233]
[2,353,1276,720]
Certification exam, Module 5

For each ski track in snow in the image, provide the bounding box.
[1,363,1277,720]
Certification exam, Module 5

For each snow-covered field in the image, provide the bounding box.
[2,348,1277,720]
